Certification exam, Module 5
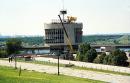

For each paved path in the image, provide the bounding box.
[0,60,130,83]
[35,57,130,73]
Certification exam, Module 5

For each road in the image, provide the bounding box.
[34,57,130,73]
[0,60,130,83]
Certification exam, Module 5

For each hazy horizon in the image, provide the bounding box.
[1,33,130,37]
[0,0,130,36]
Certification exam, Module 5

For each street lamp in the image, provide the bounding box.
[14,46,19,69]
[14,54,17,69]
[56,50,60,75]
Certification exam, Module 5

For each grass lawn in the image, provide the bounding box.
[0,66,104,83]
[17,58,130,76]
[1,58,130,76]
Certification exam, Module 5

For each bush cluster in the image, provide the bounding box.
[76,43,129,67]
[76,43,97,63]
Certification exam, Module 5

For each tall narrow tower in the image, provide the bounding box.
[44,0,83,52]
[60,0,67,21]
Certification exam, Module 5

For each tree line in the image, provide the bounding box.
[0,35,130,47]
[0,38,129,67]
[76,43,129,67]
[0,36,44,47]
[0,38,22,58]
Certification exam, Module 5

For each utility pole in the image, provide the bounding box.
[57,50,61,75]
[58,52,60,75]
[14,54,17,69]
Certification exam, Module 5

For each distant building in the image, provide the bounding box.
[44,11,83,52]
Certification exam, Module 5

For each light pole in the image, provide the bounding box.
[57,50,60,75]
[14,54,17,69]
[14,47,17,69]
[58,53,60,75]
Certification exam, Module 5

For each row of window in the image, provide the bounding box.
[45,39,64,43]
[45,35,64,39]
[45,29,64,43]
[45,28,82,43]
[45,29,64,35]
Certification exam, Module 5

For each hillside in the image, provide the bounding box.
[0,36,44,46]
[83,35,130,45]
[0,34,130,46]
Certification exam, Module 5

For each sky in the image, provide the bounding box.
[0,0,130,36]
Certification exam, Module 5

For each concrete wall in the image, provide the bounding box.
[44,23,82,46]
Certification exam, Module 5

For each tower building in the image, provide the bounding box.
[44,10,83,52]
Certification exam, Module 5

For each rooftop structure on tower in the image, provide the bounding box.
[44,4,83,52]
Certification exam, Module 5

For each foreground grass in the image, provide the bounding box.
[18,58,130,76]
[0,66,104,83]
[1,58,130,76]
[72,66,130,76]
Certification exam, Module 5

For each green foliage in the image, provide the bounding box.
[0,66,104,83]
[117,35,130,44]
[76,43,97,62]
[103,54,113,65]
[103,55,109,65]
[103,49,129,66]
[0,35,130,46]
[83,35,130,45]
[6,38,22,55]
[111,49,128,66]
[79,42,91,55]
[83,48,97,62]
[18,36,44,46]
[0,36,44,47]
[76,52,84,61]
[93,53,106,64]
[0,50,6,58]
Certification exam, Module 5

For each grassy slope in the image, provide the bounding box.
[83,35,130,45]
[1,58,130,76]
[0,66,104,83]
[16,58,130,76]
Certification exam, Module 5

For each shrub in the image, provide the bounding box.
[93,52,106,64]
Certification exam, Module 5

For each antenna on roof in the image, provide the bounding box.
[62,0,64,10]
[60,0,67,21]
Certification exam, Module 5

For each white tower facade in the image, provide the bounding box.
[44,8,83,51]
[44,20,83,51]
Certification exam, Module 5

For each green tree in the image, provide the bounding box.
[93,52,106,64]
[113,40,119,44]
[79,42,91,55]
[0,50,6,58]
[83,48,97,62]
[76,43,97,62]
[111,49,128,66]
[76,52,84,61]
[103,54,113,65]
[103,49,129,66]
[6,38,22,55]
[103,55,109,65]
